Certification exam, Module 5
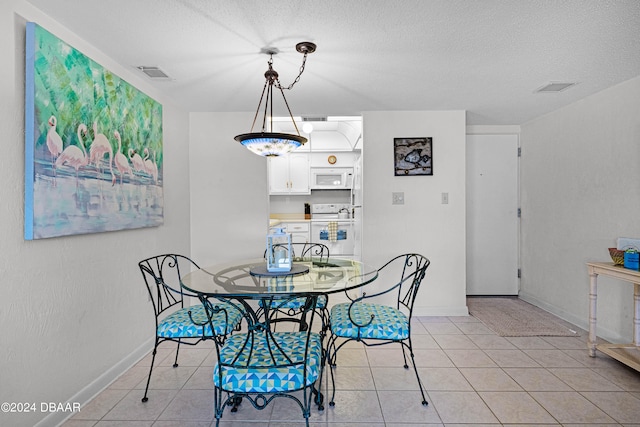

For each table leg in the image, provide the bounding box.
[588,269,598,357]
[634,282,640,347]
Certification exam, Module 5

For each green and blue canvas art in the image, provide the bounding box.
[25,22,163,240]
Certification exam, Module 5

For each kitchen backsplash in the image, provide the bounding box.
[270,190,351,214]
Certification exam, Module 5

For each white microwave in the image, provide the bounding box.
[310,168,353,189]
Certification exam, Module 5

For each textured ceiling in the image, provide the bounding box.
[25,0,640,125]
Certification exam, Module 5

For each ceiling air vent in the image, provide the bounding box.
[137,66,171,79]
[534,82,577,93]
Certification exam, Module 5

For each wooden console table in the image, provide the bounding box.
[587,262,640,371]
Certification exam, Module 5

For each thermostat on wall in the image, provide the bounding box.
[327,155,337,164]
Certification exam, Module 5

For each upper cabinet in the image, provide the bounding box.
[268,153,310,195]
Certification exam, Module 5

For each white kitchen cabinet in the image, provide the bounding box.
[268,153,310,195]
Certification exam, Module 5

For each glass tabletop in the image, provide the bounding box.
[181,257,378,299]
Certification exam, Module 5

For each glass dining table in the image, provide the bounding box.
[181,256,379,342]
[181,257,378,300]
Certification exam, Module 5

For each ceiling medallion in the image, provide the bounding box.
[234,42,317,157]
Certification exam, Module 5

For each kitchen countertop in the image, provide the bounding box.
[269,214,309,228]
[269,214,354,227]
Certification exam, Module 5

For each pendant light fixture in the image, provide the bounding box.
[234,41,316,157]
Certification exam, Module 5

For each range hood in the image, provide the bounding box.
[272,117,362,151]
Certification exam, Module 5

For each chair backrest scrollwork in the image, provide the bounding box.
[138,254,200,321]
[348,253,430,319]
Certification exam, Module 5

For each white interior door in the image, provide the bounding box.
[466,134,519,295]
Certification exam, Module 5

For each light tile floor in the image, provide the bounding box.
[61,300,640,426]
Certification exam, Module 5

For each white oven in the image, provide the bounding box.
[310,204,354,256]
[310,168,353,189]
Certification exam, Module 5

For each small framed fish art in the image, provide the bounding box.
[393,137,433,176]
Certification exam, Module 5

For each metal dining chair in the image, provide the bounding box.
[199,292,325,426]
[327,253,431,406]
[138,254,243,402]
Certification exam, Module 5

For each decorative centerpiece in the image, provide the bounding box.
[266,228,292,272]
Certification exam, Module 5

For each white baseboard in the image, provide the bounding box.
[518,292,626,344]
[413,304,469,317]
[36,338,154,427]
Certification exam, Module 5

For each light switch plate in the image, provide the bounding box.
[392,192,404,205]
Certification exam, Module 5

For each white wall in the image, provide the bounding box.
[1,2,192,426]
[189,113,269,265]
[362,111,468,316]
[520,75,640,342]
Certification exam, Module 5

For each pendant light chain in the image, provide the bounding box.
[275,51,310,91]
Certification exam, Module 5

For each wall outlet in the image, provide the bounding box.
[392,192,404,205]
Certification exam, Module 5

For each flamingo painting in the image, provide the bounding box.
[46,115,63,178]
[143,148,158,184]
[25,22,164,240]
[113,131,133,185]
[55,123,89,184]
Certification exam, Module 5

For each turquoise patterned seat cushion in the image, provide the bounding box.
[214,331,322,393]
[157,303,242,338]
[259,295,327,310]
[330,302,409,340]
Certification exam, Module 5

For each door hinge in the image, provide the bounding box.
[517,208,521,217]
[517,268,521,278]
[518,147,521,157]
